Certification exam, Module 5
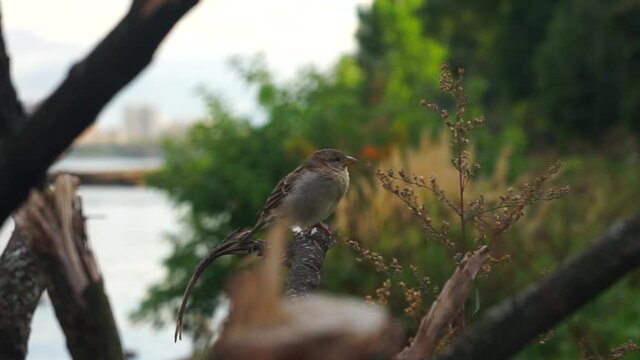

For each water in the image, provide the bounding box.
[49,157,163,174]
[0,185,191,360]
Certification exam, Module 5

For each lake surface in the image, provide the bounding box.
[0,185,191,360]
[49,156,163,174]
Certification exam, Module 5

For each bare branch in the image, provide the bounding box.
[437,213,640,360]
[0,7,25,137]
[285,228,336,298]
[398,246,490,360]
[0,0,200,226]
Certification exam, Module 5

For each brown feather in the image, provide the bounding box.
[258,163,306,220]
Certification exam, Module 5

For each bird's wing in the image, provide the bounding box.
[259,164,306,218]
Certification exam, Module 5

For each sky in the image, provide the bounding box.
[2,0,371,128]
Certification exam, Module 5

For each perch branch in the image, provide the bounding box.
[437,213,640,360]
[285,228,336,298]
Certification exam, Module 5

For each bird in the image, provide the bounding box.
[174,148,357,341]
[241,148,358,239]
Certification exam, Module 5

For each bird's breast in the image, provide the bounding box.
[279,169,348,228]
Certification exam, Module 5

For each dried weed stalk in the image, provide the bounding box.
[349,63,569,343]
[349,237,437,318]
[378,63,569,254]
[610,340,640,359]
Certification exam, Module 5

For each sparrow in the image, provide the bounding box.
[240,148,358,239]
[174,149,357,341]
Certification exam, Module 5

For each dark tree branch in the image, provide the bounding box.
[0,228,46,360]
[437,213,640,360]
[15,175,123,360]
[285,229,336,298]
[0,7,25,137]
[0,0,200,226]
[0,0,216,357]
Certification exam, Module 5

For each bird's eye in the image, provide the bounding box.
[332,156,341,162]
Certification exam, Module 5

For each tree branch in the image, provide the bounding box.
[285,228,336,298]
[0,7,25,137]
[398,246,489,360]
[0,227,46,360]
[15,175,123,359]
[437,213,640,360]
[0,0,200,226]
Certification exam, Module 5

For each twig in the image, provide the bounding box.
[397,246,490,360]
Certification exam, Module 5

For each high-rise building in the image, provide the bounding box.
[124,104,160,141]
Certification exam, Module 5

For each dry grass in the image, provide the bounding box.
[334,64,569,340]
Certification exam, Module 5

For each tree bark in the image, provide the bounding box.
[398,246,489,360]
[437,213,640,360]
[0,228,46,360]
[15,175,123,360]
[285,229,336,298]
[0,8,24,137]
[0,1,203,356]
[0,0,200,226]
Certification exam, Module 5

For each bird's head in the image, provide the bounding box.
[309,149,358,172]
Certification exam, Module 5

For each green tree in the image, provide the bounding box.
[534,0,619,143]
[419,0,640,144]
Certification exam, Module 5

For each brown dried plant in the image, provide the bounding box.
[339,63,569,327]
[379,63,569,255]
[610,340,640,359]
[577,337,640,360]
[349,237,438,318]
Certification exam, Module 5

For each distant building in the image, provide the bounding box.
[72,103,191,147]
[124,104,161,142]
[159,121,191,139]
[75,125,127,145]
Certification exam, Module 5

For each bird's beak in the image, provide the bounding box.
[343,155,358,166]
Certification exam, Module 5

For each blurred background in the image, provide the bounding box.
[1,0,639,359]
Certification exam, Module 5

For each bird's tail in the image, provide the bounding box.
[234,219,267,245]
[173,220,268,342]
